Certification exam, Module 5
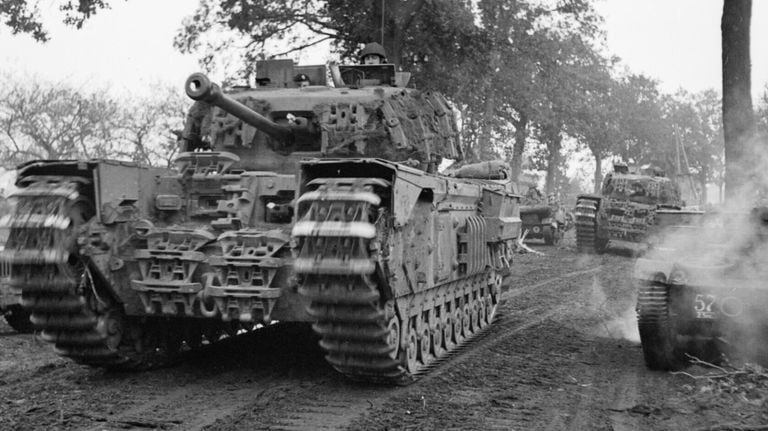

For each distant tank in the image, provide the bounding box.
[574,163,702,253]
[519,186,569,245]
[1,58,521,383]
[635,207,768,369]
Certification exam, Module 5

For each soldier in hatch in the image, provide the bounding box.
[293,73,311,88]
[360,42,388,64]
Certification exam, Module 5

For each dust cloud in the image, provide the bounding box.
[583,274,640,343]
[641,133,768,364]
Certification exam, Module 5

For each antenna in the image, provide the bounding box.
[381,0,385,45]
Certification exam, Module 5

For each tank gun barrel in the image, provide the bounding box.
[185,73,293,143]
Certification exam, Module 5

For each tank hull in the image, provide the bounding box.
[292,158,521,383]
[0,157,311,368]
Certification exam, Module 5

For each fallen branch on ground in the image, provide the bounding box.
[515,230,544,255]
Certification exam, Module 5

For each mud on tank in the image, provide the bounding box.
[0,58,522,383]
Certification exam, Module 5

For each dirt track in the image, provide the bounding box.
[1,235,766,430]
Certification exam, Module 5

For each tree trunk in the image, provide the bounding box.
[722,0,754,200]
[544,125,563,195]
[510,112,528,183]
[476,50,501,162]
[593,155,603,194]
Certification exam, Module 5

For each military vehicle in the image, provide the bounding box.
[635,207,768,370]
[0,58,521,383]
[574,163,701,253]
[519,187,569,245]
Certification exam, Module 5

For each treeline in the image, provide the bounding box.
[170,0,741,199]
[0,73,190,169]
[4,0,768,200]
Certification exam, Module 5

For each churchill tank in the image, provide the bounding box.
[0,59,521,383]
[575,163,702,254]
[635,207,768,369]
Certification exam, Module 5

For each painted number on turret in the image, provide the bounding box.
[694,294,716,319]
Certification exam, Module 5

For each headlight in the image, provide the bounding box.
[667,268,688,285]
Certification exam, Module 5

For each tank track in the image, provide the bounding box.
[293,178,501,384]
[1,178,219,369]
[575,198,602,253]
[636,282,668,326]
[636,281,686,370]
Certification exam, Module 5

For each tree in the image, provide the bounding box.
[721,0,754,199]
[0,75,188,168]
[663,90,724,205]
[174,0,481,83]
[569,67,620,193]
[474,0,604,182]
[1,0,112,42]
[611,73,668,167]
[0,76,120,166]
[114,84,191,168]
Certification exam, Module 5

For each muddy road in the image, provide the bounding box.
[1,235,765,430]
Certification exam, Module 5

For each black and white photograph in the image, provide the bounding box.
[0,0,767,429]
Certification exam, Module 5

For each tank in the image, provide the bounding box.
[519,187,569,245]
[634,207,768,370]
[574,163,702,253]
[0,59,522,383]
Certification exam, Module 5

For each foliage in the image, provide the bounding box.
[0,74,189,168]
[0,76,119,164]
[172,0,730,197]
[114,85,190,168]
[0,0,112,42]
[472,0,606,182]
[175,0,485,94]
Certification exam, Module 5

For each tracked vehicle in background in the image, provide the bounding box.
[575,163,701,253]
[635,207,768,370]
[0,59,521,383]
[519,187,569,246]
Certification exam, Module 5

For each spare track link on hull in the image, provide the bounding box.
[575,198,600,253]
[293,177,501,385]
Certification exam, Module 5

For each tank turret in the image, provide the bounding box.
[185,73,296,154]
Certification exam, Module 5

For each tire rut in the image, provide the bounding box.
[206,265,605,431]
[78,371,285,431]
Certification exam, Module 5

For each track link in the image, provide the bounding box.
[575,198,602,253]
[2,178,130,366]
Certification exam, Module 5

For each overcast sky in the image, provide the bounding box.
[0,0,765,99]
